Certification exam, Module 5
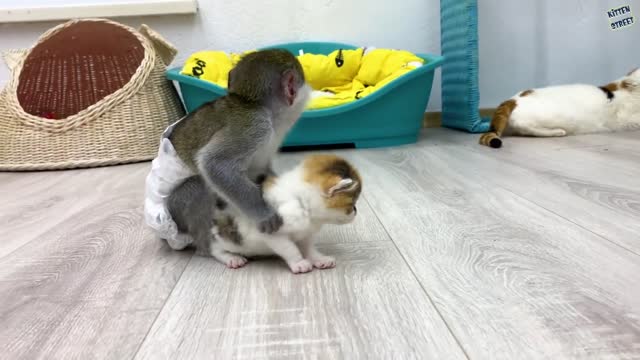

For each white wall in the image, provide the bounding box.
[479,0,640,106]
[1,0,638,110]
[0,0,441,107]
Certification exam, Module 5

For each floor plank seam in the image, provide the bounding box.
[456,145,640,258]
[497,186,640,258]
[131,252,195,359]
[5,130,640,358]
[0,207,93,261]
[0,201,140,262]
[362,194,472,360]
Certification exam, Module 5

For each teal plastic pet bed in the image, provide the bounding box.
[166,42,444,149]
[440,0,490,133]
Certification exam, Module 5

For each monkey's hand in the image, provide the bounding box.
[255,164,277,190]
[257,208,284,234]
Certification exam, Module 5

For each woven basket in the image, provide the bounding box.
[0,18,185,171]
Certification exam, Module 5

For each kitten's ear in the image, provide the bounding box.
[325,178,359,197]
[627,67,639,77]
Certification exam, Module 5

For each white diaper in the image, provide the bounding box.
[143,117,194,250]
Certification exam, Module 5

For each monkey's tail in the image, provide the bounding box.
[478,99,517,149]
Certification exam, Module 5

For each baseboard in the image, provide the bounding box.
[422,108,496,128]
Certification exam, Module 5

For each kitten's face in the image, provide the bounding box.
[318,181,360,224]
[603,67,640,102]
[302,154,362,225]
[620,67,640,93]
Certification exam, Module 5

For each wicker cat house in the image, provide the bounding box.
[0,18,185,171]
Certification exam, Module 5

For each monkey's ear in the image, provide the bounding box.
[282,69,297,106]
[325,178,358,197]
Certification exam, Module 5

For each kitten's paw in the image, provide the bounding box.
[312,256,336,269]
[289,259,313,274]
[226,256,248,269]
[552,129,567,137]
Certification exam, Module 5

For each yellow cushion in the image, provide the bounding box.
[180,51,233,88]
[180,48,425,110]
[297,48,363,90]
[356,49,424,86]
[180,50,256,87]
[305,49,424,109]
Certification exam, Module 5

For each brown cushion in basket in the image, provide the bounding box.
[17,21,145,120]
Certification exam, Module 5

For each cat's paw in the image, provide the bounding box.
[226,256,248,269]
[312,256,336,269]
[552,129,567,137]
[289,259,313,274]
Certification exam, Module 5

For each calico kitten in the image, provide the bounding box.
[167,154,362,274]
[479,67,640,148]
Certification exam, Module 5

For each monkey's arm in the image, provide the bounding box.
[196,124,281,232]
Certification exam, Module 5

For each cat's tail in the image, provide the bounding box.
[479,99,516,149]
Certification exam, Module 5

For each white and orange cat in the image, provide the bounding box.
[480,68,640,148]
[167,154,362,274]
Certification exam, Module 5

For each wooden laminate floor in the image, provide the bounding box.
[1,128,639,360]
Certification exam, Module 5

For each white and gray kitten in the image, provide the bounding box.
[167,154,362,274]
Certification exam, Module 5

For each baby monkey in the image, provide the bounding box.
[171,49,310,235]
[144,49,311,251]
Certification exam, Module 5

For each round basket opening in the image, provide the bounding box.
[16,21,145,120]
